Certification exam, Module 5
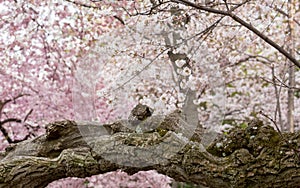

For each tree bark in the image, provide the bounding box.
[1,111,300,188]
[287,0,296,133]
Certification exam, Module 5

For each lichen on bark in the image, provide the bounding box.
[1,107,300,187]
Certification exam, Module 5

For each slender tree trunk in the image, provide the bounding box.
[287,0,296,133]
[272,66,283,131]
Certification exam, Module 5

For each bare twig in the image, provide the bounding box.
[23,109,33,123]
[0,118,22,143]
[0,94,30,120]
[260,110,300,161]
[64,0,101,10]
[271,65,283,131]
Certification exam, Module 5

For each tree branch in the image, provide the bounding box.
[0,118,22,144]
[1,108,300,187]
[173,0,300,68]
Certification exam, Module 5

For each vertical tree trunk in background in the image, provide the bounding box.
[287,0,296,133]
[272,66,283,131]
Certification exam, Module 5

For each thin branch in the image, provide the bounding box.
[271,65,283,130]
[223,0,230,11]
[172,0,229,16]
[173,0,300,68]
[228,11,300,67]
[64,0,101,10]
[0,118,22,144]
[271,5,300,27]
[259,111,283,138]
[23,109,33,123]
[260,110,300,161]
[0,94,30,120]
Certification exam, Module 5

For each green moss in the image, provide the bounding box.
[207,119,282,157]
[156,127,168,137]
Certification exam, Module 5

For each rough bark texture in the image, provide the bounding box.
[0,108,300,188]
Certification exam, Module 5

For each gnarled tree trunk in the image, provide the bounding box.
[1,109,300,188]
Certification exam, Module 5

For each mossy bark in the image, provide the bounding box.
[0,115,300,188]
